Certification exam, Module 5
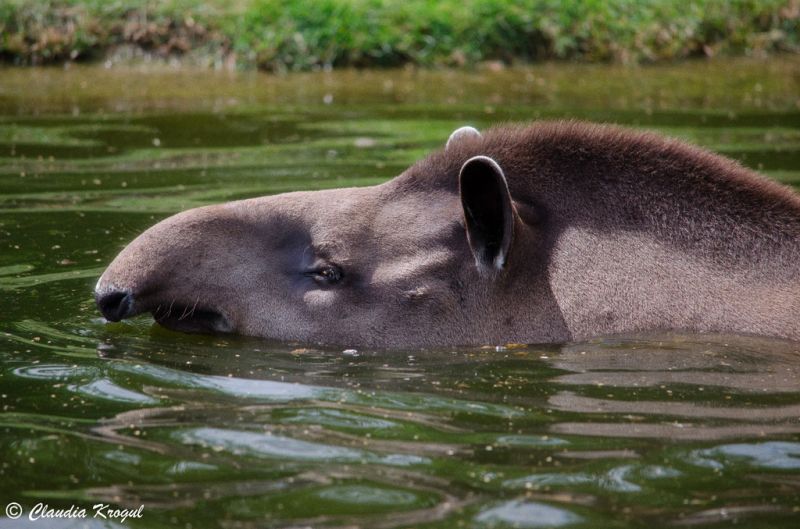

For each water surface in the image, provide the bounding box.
[1,59,800,528]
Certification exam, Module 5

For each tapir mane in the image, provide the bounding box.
[396,121,800,268]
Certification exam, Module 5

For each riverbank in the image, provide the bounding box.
[1,0,798,71]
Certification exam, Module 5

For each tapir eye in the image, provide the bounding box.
[305,264,343,285]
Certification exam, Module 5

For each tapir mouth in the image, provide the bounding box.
[96,285,232,334]
[151,302,233,334]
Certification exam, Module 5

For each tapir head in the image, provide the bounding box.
[96,127,546,347]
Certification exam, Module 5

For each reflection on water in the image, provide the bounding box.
[691,442,800,470]
[503,464,682,493]
[474,499,583,528]
[175,426,431,466]
[1,60,800,527]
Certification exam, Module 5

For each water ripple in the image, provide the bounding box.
[69,378,158,404]
[690,441,800,470]
[474,499,582,528]
[174,427,431,466]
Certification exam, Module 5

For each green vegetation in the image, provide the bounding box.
[1,0,798,70]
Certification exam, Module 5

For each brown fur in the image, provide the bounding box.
[96,121,800,347]
[403,122,800,265]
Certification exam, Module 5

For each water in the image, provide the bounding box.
[1,59,800,528]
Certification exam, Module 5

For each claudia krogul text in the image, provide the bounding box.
[5,502,144,523]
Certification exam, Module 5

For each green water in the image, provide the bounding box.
[1,59,800,528]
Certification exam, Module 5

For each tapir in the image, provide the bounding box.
[95,122,800,348]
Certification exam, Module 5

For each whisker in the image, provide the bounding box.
[164,299,175,319]
[188,297,200,318]
[177,304,191,321]
[179,297,200,321]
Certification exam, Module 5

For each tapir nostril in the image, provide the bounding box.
[96,290,133,322]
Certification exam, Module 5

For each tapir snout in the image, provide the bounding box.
[95,204,256,334]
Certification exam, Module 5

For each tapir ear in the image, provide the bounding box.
[446,126,481,150]
[459,155,516,271]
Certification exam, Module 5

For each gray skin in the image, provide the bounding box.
[95,122,800,348]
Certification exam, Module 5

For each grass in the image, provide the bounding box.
[0,0,798,70]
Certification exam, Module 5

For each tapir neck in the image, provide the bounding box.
[526,165,800,341]
[503,144,800,342]
[541,223,800,341]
